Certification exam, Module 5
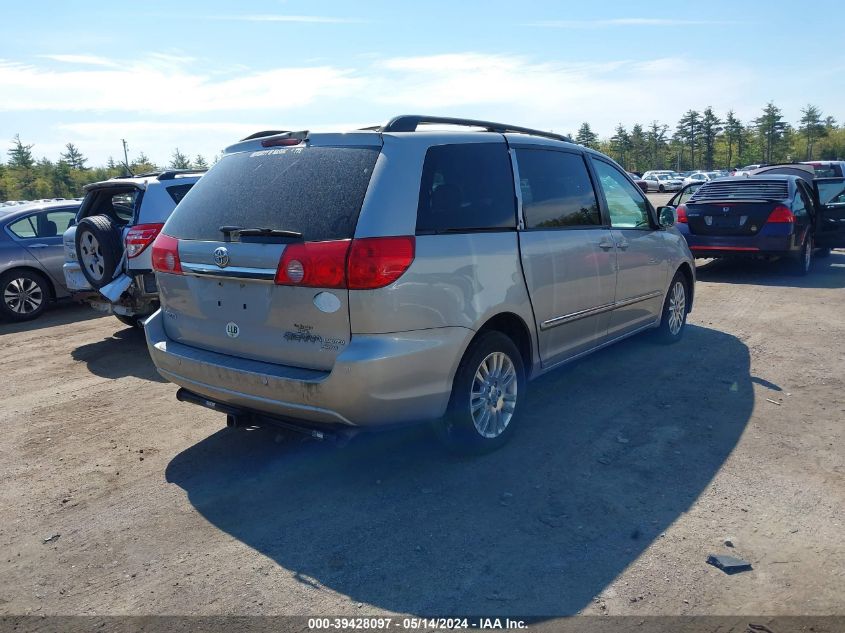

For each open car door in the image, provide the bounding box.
[814,177,845,248]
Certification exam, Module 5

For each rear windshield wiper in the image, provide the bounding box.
[219,225,304,242]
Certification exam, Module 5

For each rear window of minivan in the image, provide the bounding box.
[416,143,516,234]
[163,146,380,242]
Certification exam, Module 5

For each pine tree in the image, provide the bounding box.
[629,124,647,172]
[610,124,631,168]
[169,148,191,169]
[675,110,701,169]
[700,107,722,170]
[754,102,787,164]
[60,143,88,170]
[646,121,669,169]
[575,122,599,149]
[798,105,827,160]
[194,154,209,169]
[723,110,742,168]
[7,134,35,169]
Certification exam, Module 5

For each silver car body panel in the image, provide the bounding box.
[1,201,81,299]
[146,129,695,427]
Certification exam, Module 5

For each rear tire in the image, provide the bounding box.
[791,234,813,276]
[659,185,666,193]
[0,269,49,322]
[75,215,123,289]
[436,331,526,455]
[654,272,688,344]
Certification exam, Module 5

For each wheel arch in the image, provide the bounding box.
[473,312,534,376]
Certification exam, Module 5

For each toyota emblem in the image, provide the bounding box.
[213,247,230,268]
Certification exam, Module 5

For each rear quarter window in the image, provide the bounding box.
[163,146,380,242]
[416,143,516,234]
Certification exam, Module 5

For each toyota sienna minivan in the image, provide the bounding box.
[145,116,695,453]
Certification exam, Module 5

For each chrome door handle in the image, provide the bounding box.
[598,239,614,250]
[616,239,629,250]
[28,243,49,248]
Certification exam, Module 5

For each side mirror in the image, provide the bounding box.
[657,205,677,227]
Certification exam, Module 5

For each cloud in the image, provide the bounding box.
[526,18,732,28]
[1,51,770,163]
[210,14,367,24]
[0,56,359,114]
[38,54,118,67]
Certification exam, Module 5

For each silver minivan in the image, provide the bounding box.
[145,116,695,453]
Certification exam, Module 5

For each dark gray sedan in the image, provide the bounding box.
[0,200,81,321]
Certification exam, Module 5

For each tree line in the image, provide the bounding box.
[2,101,843,201]
[0,140,213,201]
[575,102,842,173]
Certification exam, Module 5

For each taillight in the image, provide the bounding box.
[275,240,351,288]
[676,205,688,224]
[767,205,795,223]
[125,223,164,258]
[347,236,415,289]
[273,236,415,289]
[151,234,182,274]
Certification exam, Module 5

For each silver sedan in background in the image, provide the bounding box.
[642,173,684,192]
[0,200,81,321]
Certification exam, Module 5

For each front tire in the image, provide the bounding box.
[659,185,665,193]
[654,272,688,344]
[0,269,49,322]
[436,331,526,455]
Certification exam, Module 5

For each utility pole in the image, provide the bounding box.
[121,139,130,170]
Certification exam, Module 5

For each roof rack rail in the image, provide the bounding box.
[240,130,291,141]
[381,115,572,143]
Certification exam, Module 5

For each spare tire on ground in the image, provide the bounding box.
[75,215,123,289]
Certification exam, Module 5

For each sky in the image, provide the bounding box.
[1,0,843,166]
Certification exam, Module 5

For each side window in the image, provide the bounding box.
[43,210,76,237]
[416,143,516,234]
[166,183,194,204]
[592,160,652,229]
[795,183,813,218]
[8,215,39,238]
[515,149,601,228]
[111,192,137,222]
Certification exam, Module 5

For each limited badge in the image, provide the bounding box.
[226,322,240,338]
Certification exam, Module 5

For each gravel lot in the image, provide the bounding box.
[1,201,843,616]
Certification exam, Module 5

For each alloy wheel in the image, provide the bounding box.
[3,277,44,314]
[79,231,105,282]
[668,281,686,336]
[470,351,518,438]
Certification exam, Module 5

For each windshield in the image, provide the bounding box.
[163,146,380,242]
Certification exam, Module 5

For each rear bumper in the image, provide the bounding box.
[144,309,472,428]
[681,225,801,257]
[63,262,92,292]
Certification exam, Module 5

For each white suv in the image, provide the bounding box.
[63,170,204,327]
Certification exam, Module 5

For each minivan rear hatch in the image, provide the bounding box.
[685,179,789,236]
[156,135,382,371]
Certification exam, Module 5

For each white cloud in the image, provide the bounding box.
[0,51,777,163]
[0,56,359,113]
[38,54,119,67]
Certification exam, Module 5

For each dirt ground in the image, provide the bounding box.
[1,212,843,617]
